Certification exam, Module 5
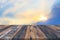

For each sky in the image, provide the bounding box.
[37,0,60,25]
[0,0,60,25]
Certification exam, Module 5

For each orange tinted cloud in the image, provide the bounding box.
[0,0,56,25]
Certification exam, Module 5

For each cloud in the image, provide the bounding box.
[0,0,56,25]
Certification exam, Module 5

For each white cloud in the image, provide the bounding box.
[0,0,56,25]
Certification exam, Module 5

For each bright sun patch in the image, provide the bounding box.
[39,16,48,22]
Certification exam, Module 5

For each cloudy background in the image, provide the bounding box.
[0,0,60,25]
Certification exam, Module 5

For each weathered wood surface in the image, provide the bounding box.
[0,25,60,40]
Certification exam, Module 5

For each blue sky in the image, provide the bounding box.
[37,0,60,25]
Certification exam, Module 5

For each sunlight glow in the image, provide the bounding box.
[39,16,48,22]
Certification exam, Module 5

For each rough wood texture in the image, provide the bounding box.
[0,25,60,40]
